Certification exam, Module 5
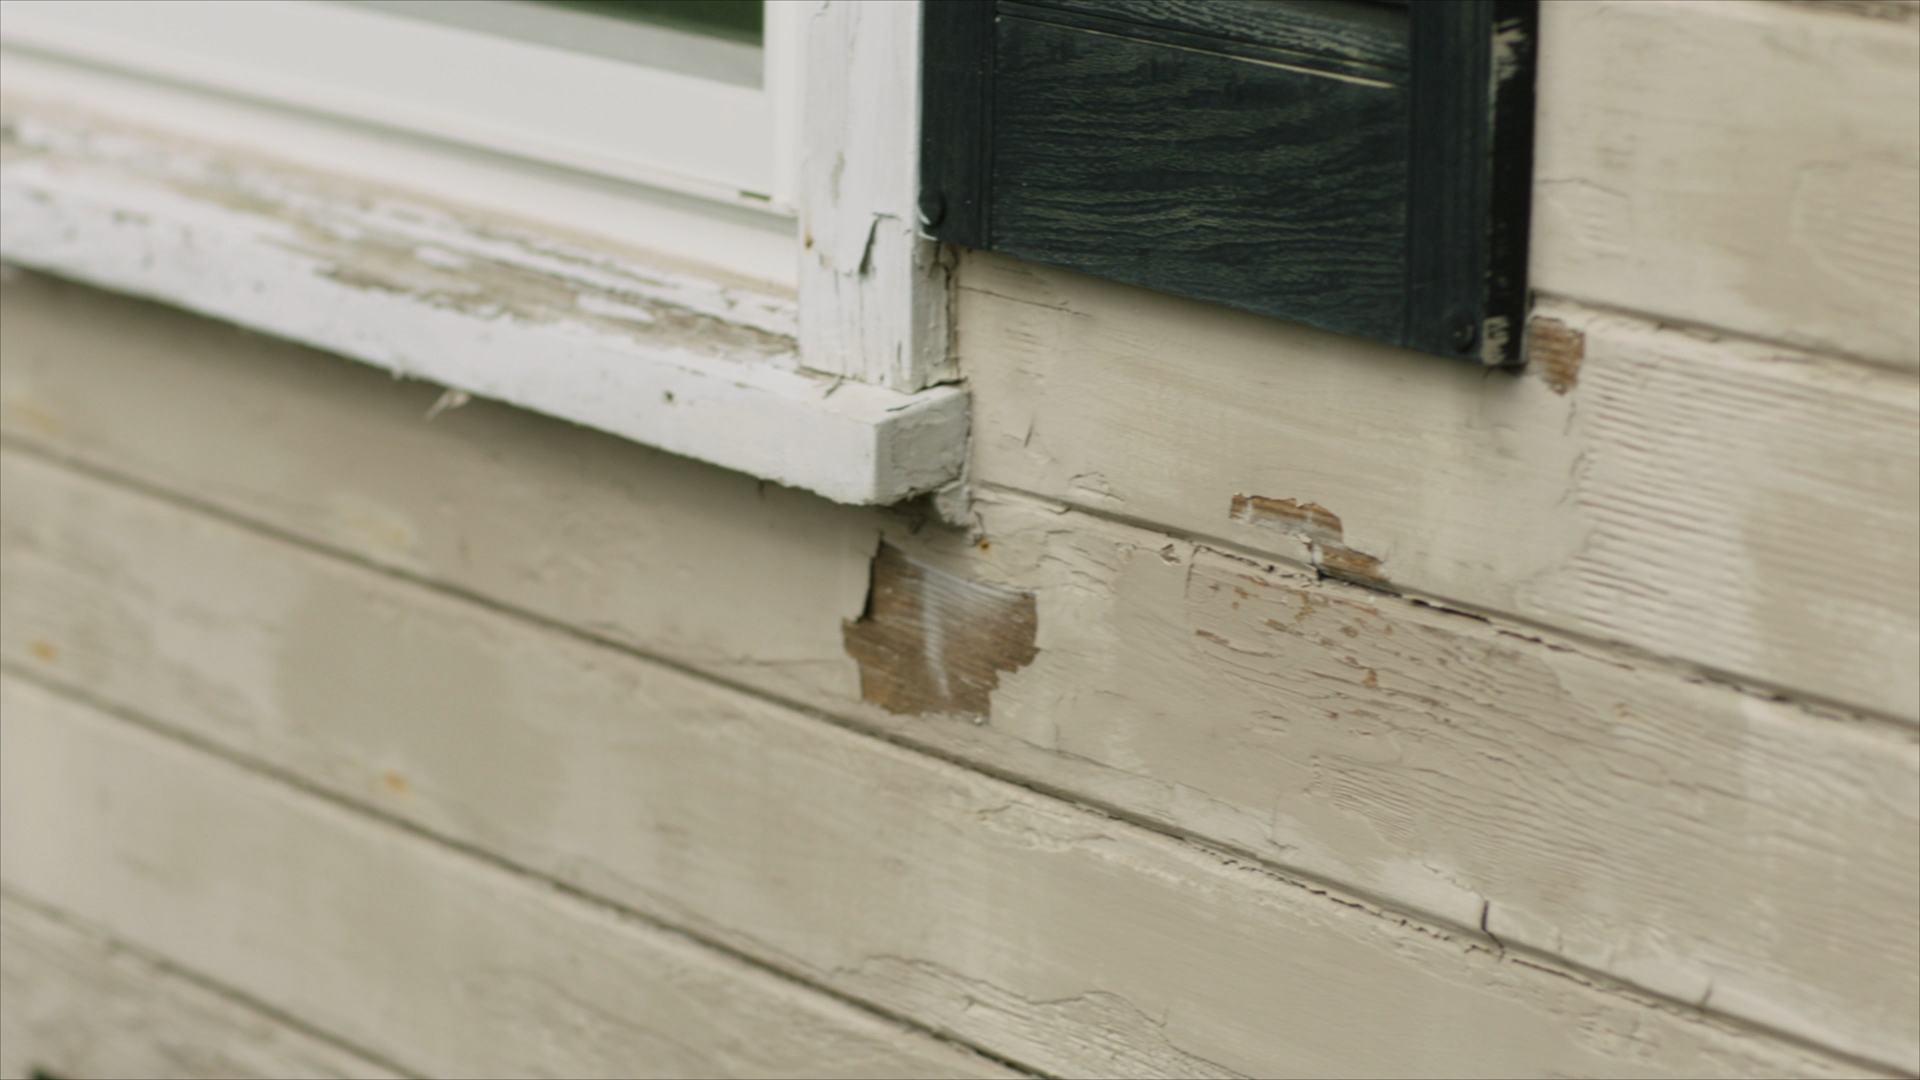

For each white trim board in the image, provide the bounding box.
[797,0,954,394]
[0,49,798,290]
[0,0,779,209]
[0,94,968,506]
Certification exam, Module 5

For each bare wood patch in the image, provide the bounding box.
[964,247,1920,721]
[7,276,1915,1068]
[1528,316,1584,394]
[844,543,1038,719]
[1228,495,1389,587]
[0,99,971,505]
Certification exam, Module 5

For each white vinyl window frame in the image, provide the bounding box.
[0,0,962,507]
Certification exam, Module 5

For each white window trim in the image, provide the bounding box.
[1,0,781,207]
[0,1,963,507]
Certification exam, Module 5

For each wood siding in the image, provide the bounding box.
[2,1,1915,1076]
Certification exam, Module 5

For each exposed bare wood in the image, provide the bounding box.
[4,2,1914,1076]
[1227,495,1389,587]
[1526,317,1583,395]
[954,255,1920,723]
[0,447,1908,1075]
[843,543,1039,719]
[4,273,1915,1069]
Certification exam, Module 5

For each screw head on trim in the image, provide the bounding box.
[1445,311,1477,353]
[919,190,947,229]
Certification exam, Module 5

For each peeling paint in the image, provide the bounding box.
[843,543,1038,720]
[1228,495,1389,587]
[0,102,972,505]
[1528,316,1584,394]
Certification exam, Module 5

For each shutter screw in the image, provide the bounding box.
[919,190,946,228]
[1445,311,1477,354]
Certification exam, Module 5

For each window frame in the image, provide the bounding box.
[1,0,796,216]
[0,0,960,506]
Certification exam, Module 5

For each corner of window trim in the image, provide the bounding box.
[0,1,965,507]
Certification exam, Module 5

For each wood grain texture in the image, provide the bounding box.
[919,0,995,249]
[0,455,1885,1079]
[1,895,401,1080]
[986,14,1411,344]
[798,0,954,393]
[843,542,1040,719]
[0,87,968,504]
[1532,0,1920,370]
[1405,0,1536,365]
[3,271,1914,1068]
[0,678,1020,1080]
[951,254,1920,724]
[1014,0,1411,74]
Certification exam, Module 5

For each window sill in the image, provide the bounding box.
[0,60,968,506]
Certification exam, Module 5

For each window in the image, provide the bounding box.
[0,1,1538,510]
[1,0,961,505]
[2,0,793,221]
[921,0,1538,365]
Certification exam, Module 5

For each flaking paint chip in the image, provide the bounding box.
[843,543,1039,720]
[1528,317,1583,395]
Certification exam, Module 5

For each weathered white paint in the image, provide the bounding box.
[0,894,404,1080]
[797,0,954,394]
[0,49,799,288]
[3,3,1915,1068]
[956,254,1920,723]
[5,272,1913,1070]
[0,679,1023,1080]
[1534,0,1920,370]
[765,0,807,208]
[0,448,1901,1077]
[0,0,778,207]
[0,99,968,505]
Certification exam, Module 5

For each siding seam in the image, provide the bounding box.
[0,884,425,1080]
[974,479,1920,735]
[1527,289,1920,380]
[2,438,1909,1073]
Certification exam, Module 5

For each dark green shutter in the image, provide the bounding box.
[920,0,1538,365]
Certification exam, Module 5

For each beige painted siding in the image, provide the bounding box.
[3,2,1916,1076]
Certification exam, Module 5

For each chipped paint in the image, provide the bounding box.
[843,543,1038,719]
[0,99,970,505]
[1528,316,1583,394]
[1228,495,1389,587]
[1480,313,1512,368]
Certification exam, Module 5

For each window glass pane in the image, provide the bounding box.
[537,1,762,47]
[339,1,762,86]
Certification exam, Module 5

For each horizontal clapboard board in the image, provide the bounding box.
[921,0,1537,365]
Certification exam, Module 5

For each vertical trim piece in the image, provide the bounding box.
[919,0,995,249]
[799,0,956,392]
[1405,1,1492,361]
[1483,0,1538,368]
[1407,0,1536,366]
